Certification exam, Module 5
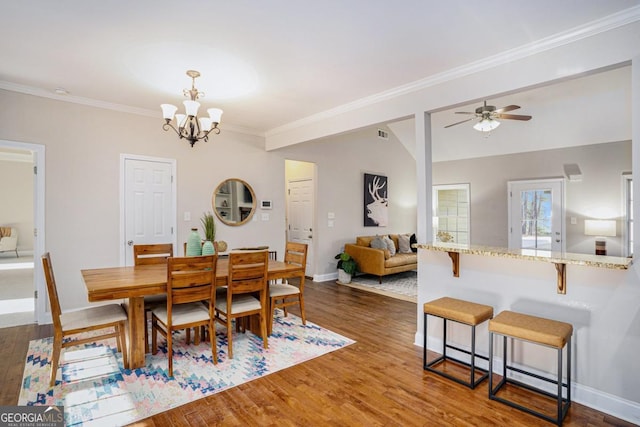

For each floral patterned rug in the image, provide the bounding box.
[19,311,355,426]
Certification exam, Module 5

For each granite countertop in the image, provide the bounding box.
[417,242,632,270]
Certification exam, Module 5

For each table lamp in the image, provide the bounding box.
[584,219,616,255]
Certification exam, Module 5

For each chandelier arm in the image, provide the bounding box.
[162,122,184,139]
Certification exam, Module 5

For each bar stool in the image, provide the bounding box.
[489,310,573,426]
[423,297,494,389]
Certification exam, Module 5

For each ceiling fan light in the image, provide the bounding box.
[474,118,500,132]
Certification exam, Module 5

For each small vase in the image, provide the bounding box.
[186,228,202,256]
[202,240,215,255]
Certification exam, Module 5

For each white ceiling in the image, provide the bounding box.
[1,1,639,137]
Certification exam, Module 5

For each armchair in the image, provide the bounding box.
[0,227,18,257]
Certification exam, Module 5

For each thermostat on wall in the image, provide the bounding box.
[261,200,272,209]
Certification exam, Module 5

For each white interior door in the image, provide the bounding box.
[508,179,564,252]
[288,179,314,276]
[122,156,176,266]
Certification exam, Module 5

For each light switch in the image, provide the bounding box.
[328,212,335,219]
[571,217,577,225]
[261,213,270,221]
[184,212,191,221]
[328,220,334,228]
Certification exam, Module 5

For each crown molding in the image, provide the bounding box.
[0,81,264,138]
[265,5,640,137]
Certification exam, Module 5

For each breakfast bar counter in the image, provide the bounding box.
[417,242,632,294]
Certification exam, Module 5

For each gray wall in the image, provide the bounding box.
[277,126,417,278]
[433,140,631,256]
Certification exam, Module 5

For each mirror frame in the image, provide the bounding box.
[212,178,257,226]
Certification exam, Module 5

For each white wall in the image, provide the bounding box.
[0,157,33,253]
[0,89,287,311]
[433,141,632,256]
[277,126,417,279]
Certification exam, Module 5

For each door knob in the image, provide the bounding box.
[127,240,134,246]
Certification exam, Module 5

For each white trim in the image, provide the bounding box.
[0,139,48,325]
[0,81,263,137]
[119,154,177,266]
[507,178,566,253]
[314,272,338,283]
[266,6,640,138]
[622,173,633,257]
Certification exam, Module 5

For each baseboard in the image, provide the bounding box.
[314,272,338,282]
[414,332,640,424]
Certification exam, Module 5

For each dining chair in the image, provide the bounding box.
[151,254,218,377]
[215,250,269,359]
[42,252,128,387]
[268,242,308,334]
[133,243,174,353]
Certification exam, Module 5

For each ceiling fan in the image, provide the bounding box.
[445,100,532,132]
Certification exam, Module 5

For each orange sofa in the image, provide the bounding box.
[344,234,417,283]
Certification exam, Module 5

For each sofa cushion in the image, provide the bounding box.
[398,234,412,253]
[384,253,417,268]
[410,233,418,252]
[370,236,386,250]
[383,235,396,256]
[356,236,375,247]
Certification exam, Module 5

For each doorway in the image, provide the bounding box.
[285,160,316,276]
[508,178,564,252]
[120,154,177,266]
[0,139,46,326]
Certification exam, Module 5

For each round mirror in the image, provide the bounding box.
[212,178,256,226]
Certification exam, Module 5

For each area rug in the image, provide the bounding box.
[18,311,355,426]
[340,271,417,302]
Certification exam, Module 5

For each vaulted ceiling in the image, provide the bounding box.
[1,1,638,139]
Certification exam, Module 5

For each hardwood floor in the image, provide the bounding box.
[0,280,634,426]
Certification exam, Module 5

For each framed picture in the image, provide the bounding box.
[364,173,388,227]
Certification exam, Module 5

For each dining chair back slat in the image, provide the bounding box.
[215,250,269,359]
[133,243,174,265]
[269,242,308,335]
[152,254,218,377]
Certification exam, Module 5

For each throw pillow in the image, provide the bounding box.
[410,233,418,252]
[383,235,396,256]
[370,236,387,250]
[398,233,411,253]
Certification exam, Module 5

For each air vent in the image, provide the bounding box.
[377,129,389,140]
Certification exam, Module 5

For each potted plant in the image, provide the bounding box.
[335,251,357,284]
[200,212,216,255]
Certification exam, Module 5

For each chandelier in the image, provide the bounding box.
[161,70,223,147]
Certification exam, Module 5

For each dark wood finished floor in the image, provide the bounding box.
[1,280,634,426]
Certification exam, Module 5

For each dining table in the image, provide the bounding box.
[81,257,305,369]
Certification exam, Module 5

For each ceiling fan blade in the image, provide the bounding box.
[494,105,520,114]
[495,113,532,121]
[444,117,475,128]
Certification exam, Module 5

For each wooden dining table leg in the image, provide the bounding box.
[126,296,146,369]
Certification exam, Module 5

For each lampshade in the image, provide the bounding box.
[183,100,200,117]
[160,104,178,120]
[473,118,500,132]
[584,219,616,237]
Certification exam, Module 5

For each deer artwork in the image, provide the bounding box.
[366,175,388,226]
